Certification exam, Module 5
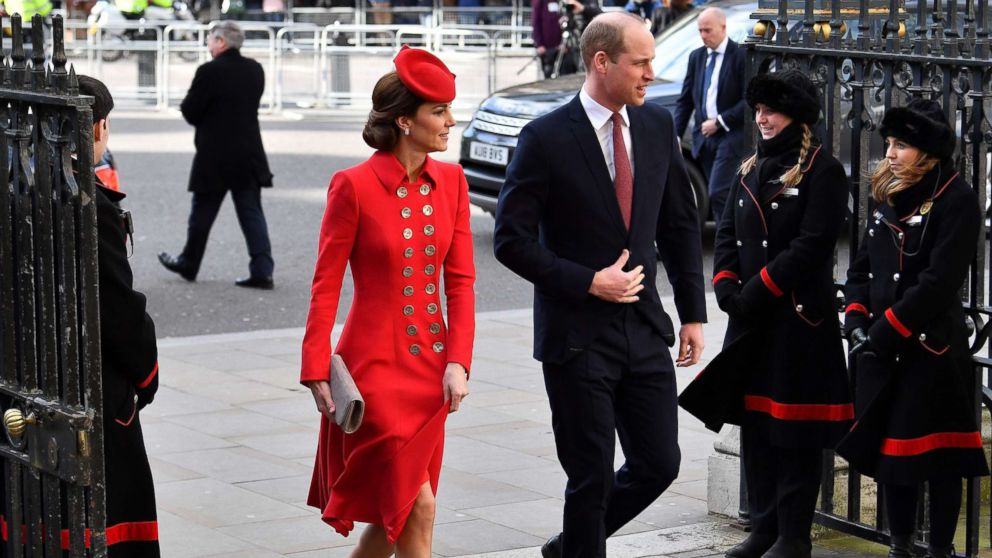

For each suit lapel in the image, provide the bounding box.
[695,49,706,120]
[716,40,736,108]
[628,108,647,235]
[567,96,627,237]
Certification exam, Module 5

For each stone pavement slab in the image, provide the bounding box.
[147,300,872,557]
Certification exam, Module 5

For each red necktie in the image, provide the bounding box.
[612,112,633,230]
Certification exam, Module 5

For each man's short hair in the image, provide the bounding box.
[580,12,642,69]
[211,20,245,50]
[77,75,114,123]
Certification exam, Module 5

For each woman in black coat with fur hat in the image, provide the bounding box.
[711,70,853,558]
[839,99,989,558]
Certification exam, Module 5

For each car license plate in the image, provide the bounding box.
[470,142,509,166]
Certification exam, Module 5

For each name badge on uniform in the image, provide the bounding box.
[548,2,560,12]
[782,187,799,197]
[907,215,923,226]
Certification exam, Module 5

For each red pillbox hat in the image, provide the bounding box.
[394,45,456,103]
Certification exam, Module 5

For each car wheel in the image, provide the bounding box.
[684,160,709,229]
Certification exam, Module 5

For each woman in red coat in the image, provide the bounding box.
[300,47,475,557]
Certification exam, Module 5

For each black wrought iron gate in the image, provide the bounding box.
[0,15,106,558]
[744,0,992,555]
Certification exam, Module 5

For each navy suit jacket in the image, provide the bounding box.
[673,39,750,159]
[494,95,707,364]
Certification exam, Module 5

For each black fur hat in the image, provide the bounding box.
[746,69,822,126]
[878,98,955,161]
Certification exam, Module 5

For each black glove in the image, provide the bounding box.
[726,294,751,322]
[136,388,155,410]
[848,328,873,357]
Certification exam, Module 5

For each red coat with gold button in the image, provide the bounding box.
[301,151,476,543]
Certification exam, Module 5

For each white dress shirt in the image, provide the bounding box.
[579,86,634,180]
[704,36,730,132]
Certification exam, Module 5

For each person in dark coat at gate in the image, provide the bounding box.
[839,99,989,558]
[158,20,276,289]
[711,70,853,558]
[82,75,162,557]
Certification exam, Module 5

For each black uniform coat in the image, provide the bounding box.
[494,95,707,364]
[837,164,989,484]
[707,123,853,448]
[180,48,273,193]
[96,182,162,557]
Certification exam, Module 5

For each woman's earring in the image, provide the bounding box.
[404,128,411,136]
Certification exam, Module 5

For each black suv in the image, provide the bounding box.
[459,0,757,223]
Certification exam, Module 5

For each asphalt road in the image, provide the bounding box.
[116,111,859,339]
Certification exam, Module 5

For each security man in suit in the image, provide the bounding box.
[158,20,275,289]
[673,7,749,222]
[495,12,707,558]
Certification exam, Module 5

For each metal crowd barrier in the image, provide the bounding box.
[59,18,536,112]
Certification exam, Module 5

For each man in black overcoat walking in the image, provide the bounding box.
[158,20,275,289]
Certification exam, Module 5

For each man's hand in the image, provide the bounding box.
[443,363,469,413]
[589,249,645,303]
[676,322,704,367]
[306,380,335,420]
[536,46,547,55]
[564,0,585,12]
[701,119,719,137]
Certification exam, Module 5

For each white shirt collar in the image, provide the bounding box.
[709,35,729,56]
[579,86,630,130]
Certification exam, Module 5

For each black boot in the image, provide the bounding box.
[888,534,915,558]
[726,532,777,558]
[761,537,812,558]
[925,545,953,558]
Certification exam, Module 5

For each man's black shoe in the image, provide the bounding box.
[235,276,274,290]
[726,533,777,558]
[541,533,561,558]
[158,252,195,281]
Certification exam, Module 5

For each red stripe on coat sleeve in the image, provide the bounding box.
[884,308,912,337]
[712,270,739,286]
[845,303,869,316]
[744,395,854,421]
[880,432,982,456]
[137,362,158,389]
[759,267,784,297]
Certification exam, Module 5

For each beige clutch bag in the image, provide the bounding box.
[330,354,365,434]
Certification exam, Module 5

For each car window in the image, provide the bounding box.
[654,4,754,83]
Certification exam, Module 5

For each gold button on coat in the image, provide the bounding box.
[396,186,408,198]
[403,267,414,277]
[422,205,433,216]
[403,286,414,296]
[404,247,414,258]
[425,245,436,256]
[410,344,421,355]
[429,323,441,334]
[425,283,437,295]
[401,207,412,218]
[407,325,417,336]
[424,225,435,236]
[427,303,438,314]
[425,264,436,276]
[419,184,430,195]
[403,228,413,240]
[403,305,414,316]
[432,342,444,353]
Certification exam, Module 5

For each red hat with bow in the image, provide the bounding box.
[393,45,456,103]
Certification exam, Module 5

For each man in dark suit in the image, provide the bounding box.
[494,12,707,558]
[673,7,748,222]
[158,20,275,289]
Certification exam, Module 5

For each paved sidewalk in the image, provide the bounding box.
[146,298,866,557]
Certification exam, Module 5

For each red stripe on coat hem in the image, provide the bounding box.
[760,268,784,297]
[0,517,157,548]
[744,395,854,421]
[880,432,982,456]
[845,303,869,316]
[884,308,912,337]
[712,270,739,286]
[138,362,158,389]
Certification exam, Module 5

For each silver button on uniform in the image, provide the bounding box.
[422,205,433,216]
[761,240,768,247]
[869,229,875,237]
[396,186,408,198]
[401,207,412,218]
[425,264,436,276]
[432,342,444,353]
[403,267,414,278]
[403,286,414,296]
[771,202,779,210]
[410,344,421,355]
[404,247,414,258]
[425,283,437,295]
[419,184,430,195]
[403,305,414,316]
[739,199,744,207]
[403,228,413,240]
[425,245,437,256]
[898,232,904,240]
[869,273,874,279]
[893,273,900,282]
[736,240,742,247]
[424,225,435,236]
[429,323,441,334]
[427,303,438,314]
[407,325,417,336]
[919,333,927,341]
[795,304,803,312]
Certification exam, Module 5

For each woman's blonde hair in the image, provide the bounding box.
[738,123,814,188]
[868,149,939,205]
